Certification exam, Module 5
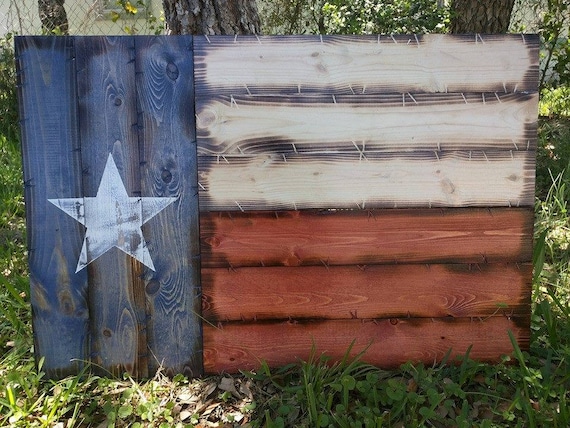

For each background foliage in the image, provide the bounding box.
[259,0,448,35]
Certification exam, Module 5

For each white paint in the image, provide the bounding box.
[49,154,177,273]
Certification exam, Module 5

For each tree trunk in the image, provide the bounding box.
[38,0,69,35]
[450,0,515,33]
[162,0,261,35]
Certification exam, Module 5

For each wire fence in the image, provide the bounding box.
[1,0,548,37]
[511,0,542,33]
[0,0,164,36]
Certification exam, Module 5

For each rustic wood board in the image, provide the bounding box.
[200,208,533,268]
[73,36,201,377]
[198,151,535,211]
[194,34,539,95]
[15,37,89,379]
[135,36,202,377]
[202,264,532,321]
[74,37,148,377]
[203,316,530,373]
[196,93,538,155]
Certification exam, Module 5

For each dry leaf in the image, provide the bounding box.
[407,378,418,393]
[219,377,240,398]
[239,380,254,399]
[204,382,217,397]
[180,410,193,421]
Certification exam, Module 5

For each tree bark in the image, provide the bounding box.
[449,0,515,33]
[38,0,69,35]
[162,0,261,35]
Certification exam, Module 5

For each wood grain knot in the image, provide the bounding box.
[285,254,301,267]
[161,169,173,183]
[196,109,217,129]
[201,294,212,311]
[102,328,112,337]
[58,291,74,315]
[440,178,456,195]
[315,63,328,74]
[166,62,179,80]
[146,280,160,295]
[204,236,221,248]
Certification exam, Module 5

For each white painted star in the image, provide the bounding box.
[49,154,177,273]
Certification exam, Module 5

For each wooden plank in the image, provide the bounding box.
[200,208,533,267]
[203,316,530,373]
[198,151,535,211]
[15,36,89,379]
[194,34,539,96]
[196,93,538,155]
[135,36,203,377]
[202,264,531,321]
[74,37,148,377]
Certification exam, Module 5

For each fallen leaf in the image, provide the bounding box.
[195,398,214,415]
[219,377,240,398]
[178,392,195,403]
[239,380,253,399]
[204,382,217,397]
[203,401,220,417]
[474,374,487,384]
[180,410,192,421]
[407,378,418,393]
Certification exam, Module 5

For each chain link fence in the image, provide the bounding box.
[2,0,548,37]
[0,0,164,36]
[511,0,543,33]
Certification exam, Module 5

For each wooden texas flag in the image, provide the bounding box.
[15,35,538,379]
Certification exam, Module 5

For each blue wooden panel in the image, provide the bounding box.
[135,36,202,377]
[18,36,202,378]
[15,36,89,379]
[74,36,151,377]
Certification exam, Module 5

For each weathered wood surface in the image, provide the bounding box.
[203,263,532,321]
[194,34,539,95]
[74,37,148,377]
[195,35,538,213]
[135,36,202,377]
[17,35,202,378]
[196,93,538,155]
[203,316,530,373]
[198,151,535,211]
[17,34,537,378]
[15,37,89,379]
[201,209,533,267]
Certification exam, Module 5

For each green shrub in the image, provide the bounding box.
[259,0,449,35]
[322,0,449,34]
[536,118,570,198]
[0,35,18,143]
[540,87,570,117]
